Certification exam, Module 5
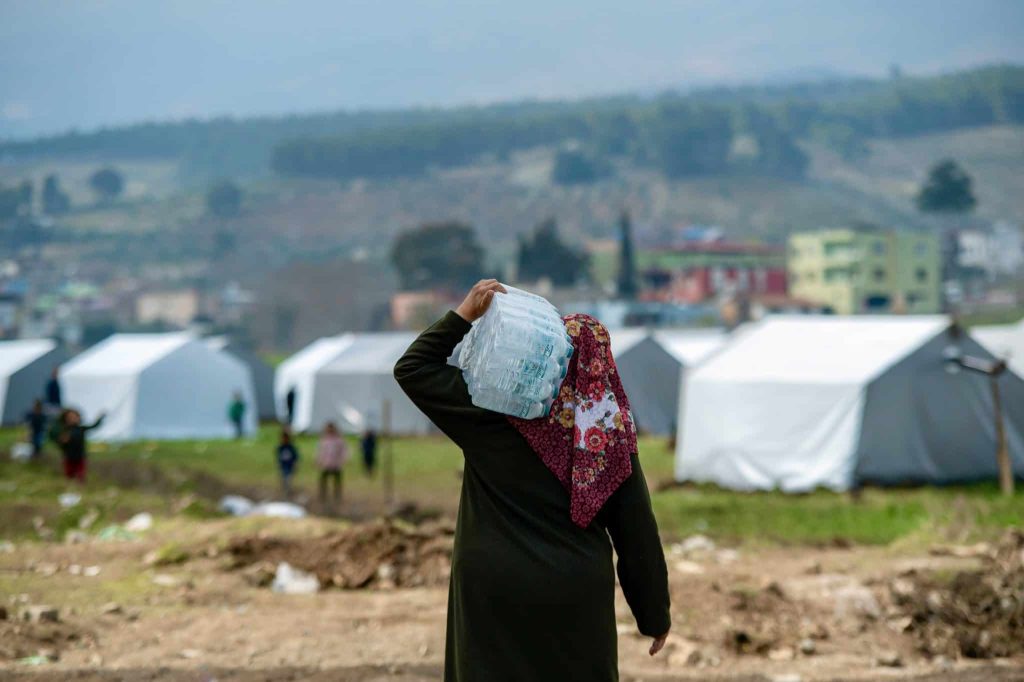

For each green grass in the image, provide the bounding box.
[1,426,1020,547]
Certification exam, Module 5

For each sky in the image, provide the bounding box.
[1,0,1023,139]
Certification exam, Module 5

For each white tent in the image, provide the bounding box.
[677,316,1024,491]
[274,335,354,430]
[309,332,430,435]
[0,339,67,425]
[973,319,1024,376]
[205,336,276,421]
[610,328,726,435]
[60,333,257,441]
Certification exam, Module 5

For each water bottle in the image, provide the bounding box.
[459,284,570,418]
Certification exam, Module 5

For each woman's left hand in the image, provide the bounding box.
[649,632,669,656]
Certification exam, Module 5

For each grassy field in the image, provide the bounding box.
[1,425,1021,547]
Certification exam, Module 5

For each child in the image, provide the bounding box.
[361,428,378,476]
[228,392,247,439]
[25,399,47,458]
[316,421,348,509]
[276,428,300,498]
[51,409,105,483]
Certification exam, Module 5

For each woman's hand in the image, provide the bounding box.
[649,632,669,656]
[455,279,507,322]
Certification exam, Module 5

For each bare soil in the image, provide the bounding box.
[2,518,1022,681]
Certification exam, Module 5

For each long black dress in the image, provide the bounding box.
[395,311,671,682]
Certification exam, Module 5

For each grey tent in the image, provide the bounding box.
[610,328,726,435]
[678,316,1024,491]
[0,339,68,425]
[205,337,276,421]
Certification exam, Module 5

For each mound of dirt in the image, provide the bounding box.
[226,517,455,590]
[0,619,88,662]
[895,529,1024,659]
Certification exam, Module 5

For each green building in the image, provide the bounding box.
[787,228,941,315]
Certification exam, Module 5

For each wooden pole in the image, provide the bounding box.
[990,376,1014,496]
[382,399,395,505]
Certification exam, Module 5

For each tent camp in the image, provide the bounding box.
[677,316,1024,491]
[274,335,354,430]
[611,328,726,434]
[60,333,257,440]
[0,339,67,425]
[973,319,1024,376]
[205,337,276,420]
[307,332,429,435]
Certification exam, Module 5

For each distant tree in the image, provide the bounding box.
[516,219,588,286]
[0,180,32,220]
[206,179,243,218]
[390,221,485,290]
[916,159,977,214]
[42,174,71,215]
[617,210,638,299]
[551,149,610,186]
[89,167,124,203]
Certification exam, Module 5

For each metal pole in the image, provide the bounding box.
[382,399,394,505]
[990,376,1014,496]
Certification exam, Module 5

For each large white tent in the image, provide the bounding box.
[205,336,276,421]
[273,335,354,430]
[61,333,257,441]
[0,339,67,425]
[677,316,1024,491]
[973,319,1024,376]
[309,332,429,435]
[611,328,726,435]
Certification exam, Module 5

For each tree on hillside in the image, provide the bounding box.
[551,149,610,186]
[206,179,243,218]
[0,180,32,220]
[516,219,588,286]
[390,221,485,290]
[617,210,638,299]
[916,159,977,214]
[89,167,124,203]
[42,174,71,215]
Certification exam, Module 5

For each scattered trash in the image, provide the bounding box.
[671,534,717,556]
[78,508,100,529]
[0,540,15,554]
[125,512,154,532]
[271,562,320,594]
[875,650,903,667]
[10,442,33,461]
[798,638,816,655]
[58,492,81,508]
[100,602,122,615]
[218,495,255,517]
[19,605,59,624]
[96,525,137,542]
[180,648,203,659]
[250,502,307,519]
[17,655,50,666]
[151,574,181,587]
[673,559,705,575]
[83,565,101,577]
[64,531,89,545]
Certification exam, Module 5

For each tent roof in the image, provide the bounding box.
[609,328,647,358]
[973,319,1024,375]
[692,315,950,384]
[321,333,418,374]
[0,339,57,378]
[63,333,193,375]
[279,335,355,376]
[653,329,727,366]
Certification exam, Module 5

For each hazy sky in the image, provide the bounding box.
[2,0,1023,139]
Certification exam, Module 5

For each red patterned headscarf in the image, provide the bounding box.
[508,314,637,528]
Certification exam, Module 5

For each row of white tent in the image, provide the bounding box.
[2,316,1022,493]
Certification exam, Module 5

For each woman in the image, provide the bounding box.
[395,279,670,681]
[316,421,348,507]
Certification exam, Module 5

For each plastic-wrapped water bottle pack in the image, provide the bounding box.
[459,285,573,419]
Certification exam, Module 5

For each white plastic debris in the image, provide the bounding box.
[11,442,33,461]
[271,562,319,594]
[125,512,154,532]
[250,502,307,519]
[218,495,255,517]
[58,492,81,508]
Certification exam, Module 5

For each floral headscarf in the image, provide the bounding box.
[508,313,637,528]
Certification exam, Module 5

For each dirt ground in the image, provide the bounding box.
[2,518,1022,682]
